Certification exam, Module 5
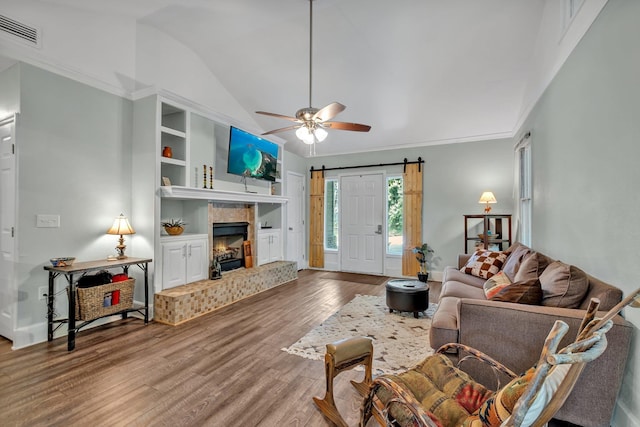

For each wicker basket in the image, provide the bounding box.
[74,278,135,321]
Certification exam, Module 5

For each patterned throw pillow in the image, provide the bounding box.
[466,363,571,426]
[461,250,508,279]
[483,271,512,299]
[490,278,543,305]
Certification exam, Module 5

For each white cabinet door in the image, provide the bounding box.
[257,230,282,265]
[162,241,187,289]
[186,238,208,283]
[257,233,271,266]
[269,230,282,262]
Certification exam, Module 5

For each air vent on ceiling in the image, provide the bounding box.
[0,14,40,47]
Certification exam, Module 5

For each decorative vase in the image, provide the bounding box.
[162,146,173,158]
[165,225,184,236]
[417,272,429,282]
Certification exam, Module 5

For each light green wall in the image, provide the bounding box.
[518,1,640,424]
[15,64,133,332]
[0,62,20,117]
[304,139,515,272]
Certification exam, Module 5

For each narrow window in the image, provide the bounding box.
[387,176,403,255]
[324,179,339,250]
[517,140,532,246]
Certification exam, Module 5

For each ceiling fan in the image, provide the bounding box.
[256,0,371,153]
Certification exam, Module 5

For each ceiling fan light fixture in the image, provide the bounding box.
[314,127,328,142]
[296,126,316,145]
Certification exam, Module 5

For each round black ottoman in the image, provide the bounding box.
[385,279,429,318]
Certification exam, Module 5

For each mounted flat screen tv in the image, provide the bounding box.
[227,126,279,182]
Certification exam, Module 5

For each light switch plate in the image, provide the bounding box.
[36,214,60,228]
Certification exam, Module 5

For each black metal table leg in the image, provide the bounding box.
[142,263,149,324]
[47,272,55,341]
[66,273,75,351]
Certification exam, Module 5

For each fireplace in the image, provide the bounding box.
[212,222,249,272]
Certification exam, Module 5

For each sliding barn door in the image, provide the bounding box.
[309,170,324,268]
[402,163,423,276]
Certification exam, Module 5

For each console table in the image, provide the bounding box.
[44,257,152,351]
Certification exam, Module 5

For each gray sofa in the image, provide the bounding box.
[430,244,633,427]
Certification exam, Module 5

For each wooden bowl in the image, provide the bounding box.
[165,226,184,236]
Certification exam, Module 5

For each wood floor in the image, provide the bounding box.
[0,270,426,427]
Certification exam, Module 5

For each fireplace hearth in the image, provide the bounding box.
[212,222,249,272]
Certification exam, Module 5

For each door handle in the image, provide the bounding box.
[375,224,383,234]
[289,227,293,231]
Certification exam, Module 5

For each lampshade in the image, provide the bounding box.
[107,214,136,235]
[478,192,497,204]
[106,214,135,259]
[296,125,328,145]
[478,191,497,214]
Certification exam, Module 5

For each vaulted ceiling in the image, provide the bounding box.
[3,1,595,157]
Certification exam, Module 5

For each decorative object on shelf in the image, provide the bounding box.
[210,258,222,280]
[162,146,173,158]
[412,243,434,282]
[478,191,497,213]
[209,166,213,189]
[106,213,136,259]
[271,183,276,195]
[49,257,75,267]
[203,164,207,188]
[161,218,186,236]
[162,176,172,186]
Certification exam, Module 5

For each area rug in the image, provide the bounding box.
[282,294,437,375]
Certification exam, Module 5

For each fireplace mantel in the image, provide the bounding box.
[161,186,288,204]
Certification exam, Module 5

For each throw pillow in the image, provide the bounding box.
[539,261,589,308]
[483,271,512,299]
[469,363,571,426]
[490,278,543,305]
[513,252,553,282]
[501,244,533,281]
[461,250,508,280]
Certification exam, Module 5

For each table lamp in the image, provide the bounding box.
[106,213,135,259]
[478,191,497,214]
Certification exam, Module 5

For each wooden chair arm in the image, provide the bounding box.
[437,342,518,382]
[361,376,441,427]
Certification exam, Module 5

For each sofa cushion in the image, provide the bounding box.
[442,281,487,300]
[483,271,512,299]
[514,252,554,282]
[502,244,533,281]
[539,261,589,308]
[443,266,486,289]
[461,250,508,280]
[490,278,543,305]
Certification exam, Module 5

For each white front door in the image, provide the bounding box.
[286,172,305,269]
[340,173,384,274]
[0,116,16,341]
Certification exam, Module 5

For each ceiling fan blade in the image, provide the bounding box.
[313,102,346,122]
[256,111,301,122]
[323,121,372,132]
[261,124,301,136]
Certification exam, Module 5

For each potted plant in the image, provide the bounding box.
[162,219,186,236]
[413,243,434,282]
